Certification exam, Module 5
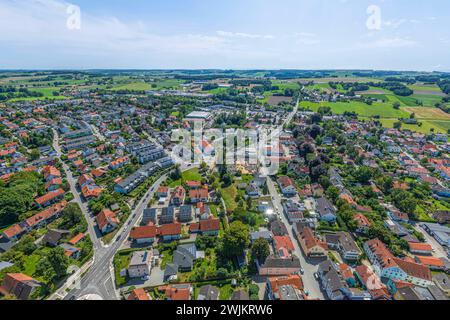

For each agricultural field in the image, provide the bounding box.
[402,107,450,120]
[268,95,292,106]
[110,82,151,91]
[300,100,410,118]
[379,118,450,135]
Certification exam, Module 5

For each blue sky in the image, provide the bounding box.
[0,0,449,70]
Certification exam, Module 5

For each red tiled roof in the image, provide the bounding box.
[128,288,151,300]
[165,285,191,300]
[189,188,208,200]
[393,257,432,281]
[408,242,433,252]
[26,200,67,228]
[45,177,62,189]
[68,233,86,245]
[42,166,61,179]
[354,213,371,227]
[186,180,201,188]
[365,239,397,269]
[158,223,181,236]
[269,275,303,296]
[277,176,294,188]
[96,208,119,231]
[35,188,65,206]
[199,217,220,232]
[130,225,157,239]
[2,224,23,239]
[273,235,295,251]
[415,256,445,267]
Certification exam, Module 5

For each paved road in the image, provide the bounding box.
[52,129,102,251]
[64,173,168,300]
[266,177,325,300]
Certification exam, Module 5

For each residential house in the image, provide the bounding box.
[171,186,185,206]
[293,223,327,258]
[173,243,200,272]
[277,176,297,197]
[164,284,192,300]
[35,188,65,207]
[189,217,220,236]
[128,288,151,300]
[60,243,81,259]
[266,275,304,300]
[364,239,433,287]
[354,264,391,300]
[317,260,349,300]
[96,208,119,234]
[189,188,209,203]
[142,208,157,225]
[408,242,433,256]
[160,206,175,225]
[269,220,288,237]
[250,231,273,244]
[325,232,361,261]
[258,255,301,276]
[129,225,158,245]
[158,223,182,242]
[42,229,70,247]
[0,273,41,300]
[128,251,152,278]
[316,197,337,223]
[178,205,193,223]
[198,285,220,300]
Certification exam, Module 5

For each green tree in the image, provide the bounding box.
[220,221,250,257]
[251,238,270,264]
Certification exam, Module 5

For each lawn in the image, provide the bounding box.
[221,184,238,212]
[300,101,410,118]
[23,254,41,276]
[182,168,203,181]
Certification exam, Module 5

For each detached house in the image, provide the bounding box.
[189,188,209,203]
[96,208,119,234]
[171,186,185,206]
[277,176,297,197]
[0,273,41,300]
[189,217,220,236]
[325,232,361,261]
[317,260,349,300]
[128,251,152,278]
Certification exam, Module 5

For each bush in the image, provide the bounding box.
[249,284,259,300]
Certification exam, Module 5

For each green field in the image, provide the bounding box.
[300,101,410,118]
[9,86,68,102]
[408,84,442,92]
[379,118,450,134]
[110,82,151,91]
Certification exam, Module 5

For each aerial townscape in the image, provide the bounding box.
[0,69,449,303]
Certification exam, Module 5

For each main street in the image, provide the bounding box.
[52,128,169,300]
[63,173,168,300]
[266,177,325,300]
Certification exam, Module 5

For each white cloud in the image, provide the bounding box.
[216,31,274,39]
